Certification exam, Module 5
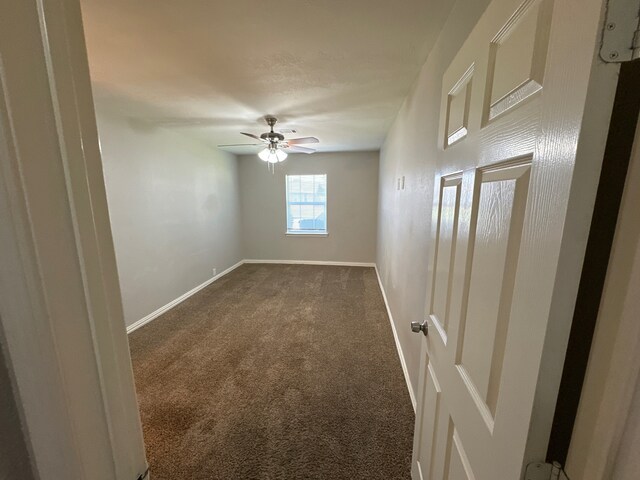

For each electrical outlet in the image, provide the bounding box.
[212,268,217,277]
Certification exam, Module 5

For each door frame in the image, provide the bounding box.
[547,58,640,465]
[561,59,640,479]
[0,0,147,478]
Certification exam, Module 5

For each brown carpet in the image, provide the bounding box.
[129,263,415,480]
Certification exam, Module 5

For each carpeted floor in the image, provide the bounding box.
[129,263,415,480]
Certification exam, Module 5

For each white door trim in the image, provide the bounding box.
[0,0,146,478]
[565,88,640,480]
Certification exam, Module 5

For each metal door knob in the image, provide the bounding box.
[411,321,428,336]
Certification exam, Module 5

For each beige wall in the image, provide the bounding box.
[376,0,492,396]
[239,151,379,263]
[96,106,243,327]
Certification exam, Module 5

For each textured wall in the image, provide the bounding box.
[239,152,379,264]
[96,106,243,327]
[376,0,492,397]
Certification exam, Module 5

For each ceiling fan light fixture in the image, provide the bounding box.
[220,117,316,168]
[276,149,287,162]
[258,148,271,162]
[259,147,288,163]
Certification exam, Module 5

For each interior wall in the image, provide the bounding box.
[376,0,492,396]
[96,105,243,327]
[239,151,379,264]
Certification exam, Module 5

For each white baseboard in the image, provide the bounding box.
[127,259,416,411]
[374,265,417,412]
[243,259,376,267]
[126,260,245,334]
[126,259,414,410]
[127,259,375,334]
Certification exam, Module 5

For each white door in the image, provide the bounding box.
[411,0,618,478]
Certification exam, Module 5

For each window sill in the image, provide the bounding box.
[286,232,329,237]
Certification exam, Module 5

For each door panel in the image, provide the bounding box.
[415,363,443,480]
[445,428,476,480]
[485,0,551,122]
[430,174,463,343]
[458,161,530,422]
[411,0,614,477]
[446,68,474,146]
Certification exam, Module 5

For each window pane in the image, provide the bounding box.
[286,174,327,233]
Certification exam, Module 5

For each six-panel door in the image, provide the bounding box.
[411,0,611,478]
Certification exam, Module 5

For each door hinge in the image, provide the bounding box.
[600,0,640,62]
[525,461,570,480]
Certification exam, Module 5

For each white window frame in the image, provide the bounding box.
[285,174,328,236]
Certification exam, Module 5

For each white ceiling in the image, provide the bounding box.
[81,0,452,154]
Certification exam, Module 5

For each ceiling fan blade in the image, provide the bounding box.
[217,143,264,147]
[286,145,316,154]
[286,137,319,145]
[241,132,265,141]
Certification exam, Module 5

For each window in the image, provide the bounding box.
[286,174,327,235]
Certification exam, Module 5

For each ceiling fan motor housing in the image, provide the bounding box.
[260,131,285,141]
[261,116,285,142]
[217,115,318,155]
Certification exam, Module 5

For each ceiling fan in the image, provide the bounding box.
[218,116,319,164]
